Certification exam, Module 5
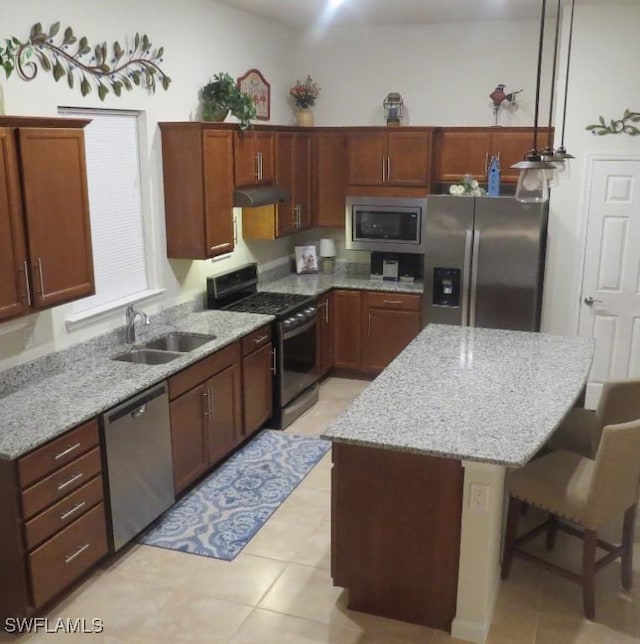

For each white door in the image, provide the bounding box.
[578,156,640,408]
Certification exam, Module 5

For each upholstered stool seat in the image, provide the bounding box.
[502,419,640,619]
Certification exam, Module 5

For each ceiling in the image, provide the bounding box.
[214,0,577,29]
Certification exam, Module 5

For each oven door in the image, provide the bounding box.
[278,316,318,407]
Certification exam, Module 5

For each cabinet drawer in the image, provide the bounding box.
[18,419,99,489]
[241,325,272,356]
[24,475,104,551]
[21,447,102,520]
[366,291,421,311]
[29,502,108,608]
[169,341,240,400]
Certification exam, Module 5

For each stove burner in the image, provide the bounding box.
[225,292,312,316]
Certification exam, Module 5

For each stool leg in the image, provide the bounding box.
[582,529,596,620]
[621,504,637,591]
[501,496,521,580]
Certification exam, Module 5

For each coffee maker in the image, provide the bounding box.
[370,252,420,282]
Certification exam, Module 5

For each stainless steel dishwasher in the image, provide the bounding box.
[102,381,174,551]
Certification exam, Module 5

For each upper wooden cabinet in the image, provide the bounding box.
[159,123,235,259]
[234,130,275,187]
[243,131,312,240]
[0,120,94,322]
[347,128,433,188]
[313,130,347,228]
[435,127,553,184]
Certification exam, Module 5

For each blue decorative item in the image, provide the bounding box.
[487,156,501,196]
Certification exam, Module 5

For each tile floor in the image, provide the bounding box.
[3,376,639,643]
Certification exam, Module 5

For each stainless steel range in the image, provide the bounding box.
[206,264,319,429]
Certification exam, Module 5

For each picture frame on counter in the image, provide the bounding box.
[295,245,318,274]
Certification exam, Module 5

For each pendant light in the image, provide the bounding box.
[512,0,555,203]
[553,0,576,171]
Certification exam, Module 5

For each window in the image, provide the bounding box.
[61,108,159,321]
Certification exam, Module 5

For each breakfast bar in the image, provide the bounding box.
[321,324,594,643]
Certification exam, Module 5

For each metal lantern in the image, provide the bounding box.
[383,92,404,126]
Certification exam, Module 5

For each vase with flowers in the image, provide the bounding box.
[449,174,486,197]
[289,75,320,126]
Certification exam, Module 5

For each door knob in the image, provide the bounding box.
[584,296,603,306]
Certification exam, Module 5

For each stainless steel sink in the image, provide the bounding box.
[143,332,216,353]
[112,349,183,365]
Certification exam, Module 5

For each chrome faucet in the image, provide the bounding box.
[125,305,150,343]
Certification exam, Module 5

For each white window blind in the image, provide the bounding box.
[67,110,149,315]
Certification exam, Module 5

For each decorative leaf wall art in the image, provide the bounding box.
[0,21,171,100]
[586,109,640,136]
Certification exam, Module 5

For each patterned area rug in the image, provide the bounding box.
[137,430,331,561]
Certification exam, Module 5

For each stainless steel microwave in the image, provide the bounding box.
[345,195,426,253]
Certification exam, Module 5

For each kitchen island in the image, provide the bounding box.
[322,324,594,643]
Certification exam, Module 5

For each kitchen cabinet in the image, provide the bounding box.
[0,418,107,620]
[168,342,242,495]
[241,325,273,435]
[361,291,422,374]
[0,119,95,321]
[332,290,363,371]
[242,131,312,239]
[332,289,422,375]
[435,127,553,184]
[313,130,347,228]
[347,128,433,189]
[159,123,235,259]
[234,130,275,187]
[316,291,334,377]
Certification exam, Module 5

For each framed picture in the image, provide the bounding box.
[295,245,318,274]
[237,68,270,121]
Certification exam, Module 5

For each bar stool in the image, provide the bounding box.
[501,419,640,619]
[547,378,640,458]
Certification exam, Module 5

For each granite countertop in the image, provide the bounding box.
[321,324,594,467]
[0,270,422,461]
[0,309,272,460]
[260,272,424,297]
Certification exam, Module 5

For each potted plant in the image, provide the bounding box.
[200,72,257,130]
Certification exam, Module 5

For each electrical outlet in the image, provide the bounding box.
[469,483,489,513]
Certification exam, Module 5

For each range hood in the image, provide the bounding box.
[233,184,289,208]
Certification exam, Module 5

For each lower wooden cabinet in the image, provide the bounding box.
[332,289,422,376]
[316,291,334,376]
[242,325,273,436]
[332,290,363,371]
[168,342,243,495]
[362,291,422,374]
[0,418,107,621]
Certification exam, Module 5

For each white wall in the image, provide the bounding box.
[0,0,297,369]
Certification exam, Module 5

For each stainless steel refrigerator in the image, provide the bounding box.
[423,196,548,331]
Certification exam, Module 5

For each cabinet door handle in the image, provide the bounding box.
[257,151,263,180]
[57,472,84,492]
[485,152,489,176]
[232,215,238,245]
[54,442,81,461]
[202,390,209,417]
[253,334,269,344]
[387,156,391,182]
[383,300,403,305]
[319,300,329,323]
[367,312,371,337]
[381,157,386,182]
[21,261,32,306]
[35,257,45,296]
[209,386,214,419]
[271,348,277,375]
[65,543,90,564]
[60,501,87,522]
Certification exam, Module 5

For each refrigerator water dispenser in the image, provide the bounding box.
[433,268,461,307]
